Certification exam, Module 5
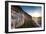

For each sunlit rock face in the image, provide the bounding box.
[32,17,41,27]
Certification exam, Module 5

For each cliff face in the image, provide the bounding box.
[12,6,32,21]
[11,5,39,28]
[11,6,24,28]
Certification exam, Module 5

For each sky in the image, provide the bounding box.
[21,6,41,17]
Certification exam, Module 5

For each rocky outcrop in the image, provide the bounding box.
[11,5,39,28]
